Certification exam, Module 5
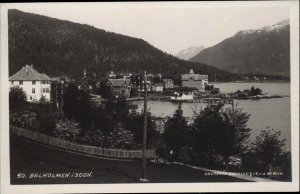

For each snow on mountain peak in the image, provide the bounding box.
[176,46,205,60]
[236,19,289,36]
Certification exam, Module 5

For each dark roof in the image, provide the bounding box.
[107,79,131,87]
[181,69,208,81]
[154,83,163,87]
[163,79,174,83]
[181,74,208,81]
[9,65,51,81]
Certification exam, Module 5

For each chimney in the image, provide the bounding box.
[31,64,33,68]
[25,64,28,73]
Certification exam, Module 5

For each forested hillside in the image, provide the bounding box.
[9,9,239,82]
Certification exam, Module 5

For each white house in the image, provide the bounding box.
[151,83,163,92]
[171,91,194,102]
[9,64,51,102]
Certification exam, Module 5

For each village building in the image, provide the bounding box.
[51,75,72,83]
[151,83,163,92]
[162,79,174,89]
[171,91,194,102]
[78,68,92,92]
[9,64,51,102]
[181,69,208,91]
[108,70,116,78]
[121,73,132,79]
[106,78,131,98]
[141,80,151,92]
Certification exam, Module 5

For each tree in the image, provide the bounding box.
[220,105,251,169]
[192,103,252,169]
[98,78,113,99]
[76,90,94,131]
[247,86,262,96]
[63,83,79,119]
[125,110,159,148]
[39,95,47,103]
[105,122,134,149]
[54,118,81,142]
[205,85,214,91]
[9,86,27,106]
[250,128,287,172]
[63,83,94,132]
[192,103,224,163]
[163,103,191,157]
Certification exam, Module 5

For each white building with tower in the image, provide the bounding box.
[9,64,51,102]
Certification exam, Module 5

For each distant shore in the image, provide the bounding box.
[210,80,290,84]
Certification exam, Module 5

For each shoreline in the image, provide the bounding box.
[211,81,290,84]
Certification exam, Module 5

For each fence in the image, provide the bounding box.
[11,126,155,159]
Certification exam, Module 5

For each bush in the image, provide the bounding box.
[36,113,57,135]
[9,111,38,130]
[39,95,47,103]
[81,129,104,147]
[104,122,134,149]
[9,86,27,107]
[54,119,81,142]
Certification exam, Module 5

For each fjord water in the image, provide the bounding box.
[133,82,291,150]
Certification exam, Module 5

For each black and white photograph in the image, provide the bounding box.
[0,1,299,193]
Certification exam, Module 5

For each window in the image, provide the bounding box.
[11,81,14,85]
[32,88,35,94]
[46,88,50,93]
[19,81,23,85]
[32,81,36,85]
[42,88,46,93]
[30,96,32,100]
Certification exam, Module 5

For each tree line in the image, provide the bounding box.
[161,102,290,180]
[9,85,290,180]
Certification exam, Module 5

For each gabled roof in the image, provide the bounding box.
[107,79,131,87]
[181,69,208,81]
[9,65,51,81]
[181,74,208,81]
[40,73,51,80]
[163,79,174,83]
[154,83,163,87]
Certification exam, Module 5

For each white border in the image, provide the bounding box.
[1,1,299,193]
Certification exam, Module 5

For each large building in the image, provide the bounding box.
[106,78,132,98]
[181,69,208,91]
[9,64,51,102]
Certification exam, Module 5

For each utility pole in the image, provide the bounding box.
[55,85,58,108]
[140,71,148,182]
[138,75,141,97]
[60,80,65,116]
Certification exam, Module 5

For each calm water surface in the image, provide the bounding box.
[132,82,291,150]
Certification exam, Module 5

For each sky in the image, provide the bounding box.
[10,2,289,55]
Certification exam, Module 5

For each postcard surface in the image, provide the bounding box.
[1,1,299,193]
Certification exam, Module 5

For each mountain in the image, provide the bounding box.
[175,46,205,60]
[190,19,290,77]
[8,9,239,83]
